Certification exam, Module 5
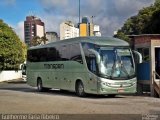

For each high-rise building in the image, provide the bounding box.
[89,23,94,36]
[24,16,45,46]
[79,17,94,37]
[60,21,79,40]
[82,17,90,23]
[94,25,101,36]
[46,32,59,43]
[79,23,88,36]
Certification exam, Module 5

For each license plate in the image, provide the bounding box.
[118,89,124,93]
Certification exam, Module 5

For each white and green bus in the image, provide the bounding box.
[27,37,141,97]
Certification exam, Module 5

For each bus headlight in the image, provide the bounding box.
[101,81,136,87]
[102,82,111,86]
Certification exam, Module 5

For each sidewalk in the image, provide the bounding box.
[1,78,26,84]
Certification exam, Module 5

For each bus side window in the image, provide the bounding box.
[70,44,83,64]
[89,54,97,73]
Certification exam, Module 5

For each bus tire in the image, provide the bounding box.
[76,81,86,97]
[108,94,116,97]
[37,79,44,92]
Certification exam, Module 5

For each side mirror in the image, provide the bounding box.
[132,50,143,64]
[89,54,97,73]
[88,49,101,63]
[22,64,26,75]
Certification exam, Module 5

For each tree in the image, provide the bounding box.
[0,19,26,70]
[31,35,48,46]
[41,35,48,44]
[143,4,160,34]
[31,36,41,46]
[115,0,160,42]
[114,31,129,42]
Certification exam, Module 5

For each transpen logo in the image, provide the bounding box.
[44,64,64,69]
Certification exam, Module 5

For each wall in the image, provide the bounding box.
[80,23,88,37]
[36,25,44,37]
[0,70,22,82]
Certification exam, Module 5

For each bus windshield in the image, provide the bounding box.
[99,47,135,79]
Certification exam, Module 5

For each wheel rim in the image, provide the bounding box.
[78,83,84,95]
[38,81,42,91]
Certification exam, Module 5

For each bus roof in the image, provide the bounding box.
[29,36,129,50]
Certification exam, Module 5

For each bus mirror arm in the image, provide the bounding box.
[132,50,143,64]
[88,49,101,63]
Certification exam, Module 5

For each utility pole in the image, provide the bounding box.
[78,0,81,36]
[79,0,80,24]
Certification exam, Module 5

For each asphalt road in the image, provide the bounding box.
[0,81,160,120]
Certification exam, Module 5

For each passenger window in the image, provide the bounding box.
[47,47,57,61]
[70,44,83,64]
[57,45,70,61]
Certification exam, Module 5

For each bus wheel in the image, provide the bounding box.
[76,81,86,97]
[37,79,44,92]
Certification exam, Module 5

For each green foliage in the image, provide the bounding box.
[31,35,48,46]
[41,35,48,44]
[114,31,129,42]
[143,3,160,34]
[115,0,160,41]
[155,0,160,6]
[0,20,26,70]
[31,36,41,46]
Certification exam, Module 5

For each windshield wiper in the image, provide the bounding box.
[120,61,130,79]
[99,73,111,79]
[110,59,117,79]
[111,50,130,79]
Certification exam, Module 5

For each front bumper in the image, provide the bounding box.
[97,79,137,95]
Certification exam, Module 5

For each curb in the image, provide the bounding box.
[1,78,26,84]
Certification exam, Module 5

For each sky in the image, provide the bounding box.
[0,0,155,41]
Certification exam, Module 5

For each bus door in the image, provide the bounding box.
[87,54,99,92]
